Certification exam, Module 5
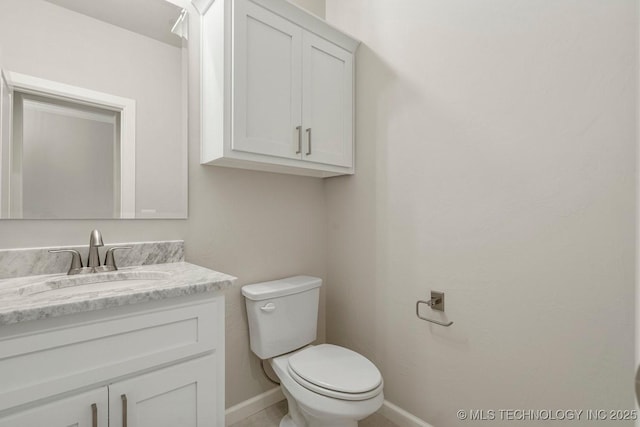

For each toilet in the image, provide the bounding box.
[242,276,384,427]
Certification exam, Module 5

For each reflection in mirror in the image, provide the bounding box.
[0,0,188,219]
[20,95,120,219]
[3,71,136,219]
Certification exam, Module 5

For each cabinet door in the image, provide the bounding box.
[302,31,353,167]
[0,388,107,427]
[109,355,218,427]
[233,0,303,159]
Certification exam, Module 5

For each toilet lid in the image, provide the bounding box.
[288,344,382,395]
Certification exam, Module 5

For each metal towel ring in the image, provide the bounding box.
[416,294,453,327]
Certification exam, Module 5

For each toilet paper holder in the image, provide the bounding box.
[416,291,453,327]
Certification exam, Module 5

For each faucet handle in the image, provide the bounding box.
[103,246,132,271]
[49,249,84,275]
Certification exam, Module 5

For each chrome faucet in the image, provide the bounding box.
[49,229,131,275]
[87,229,104,268]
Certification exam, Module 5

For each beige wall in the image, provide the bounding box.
[191,0,328,408]
[324,0,637,425]
[2,0,634,421]
[0,0,328,410]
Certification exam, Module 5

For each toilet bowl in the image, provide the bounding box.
[242,276,384,427]
[272,345,383,427]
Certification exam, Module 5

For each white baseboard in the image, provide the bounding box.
[226,389,432,427]
[225,387,285,426]
[379,400,433,427]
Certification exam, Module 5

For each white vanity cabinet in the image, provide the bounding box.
[0,388,108,427]
[0,294,224,427]
[199,0,359,177]
[108,355,217,427]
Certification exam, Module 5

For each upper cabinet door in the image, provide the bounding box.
[233,0,302,159]
[302,31,353,168]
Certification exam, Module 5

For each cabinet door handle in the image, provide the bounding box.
[295,126,302,154]
[121,394,128,427]
[306,128,312,155]
[91,403,98,427]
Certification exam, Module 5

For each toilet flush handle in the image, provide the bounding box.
[260,302,276,313]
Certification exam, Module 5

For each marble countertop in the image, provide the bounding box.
[0,262,236,325]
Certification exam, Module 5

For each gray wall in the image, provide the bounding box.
[324,0,637,425]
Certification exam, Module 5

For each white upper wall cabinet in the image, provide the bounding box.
[302,31,353,168]
[198,0,359,178]
[233,0,303,160]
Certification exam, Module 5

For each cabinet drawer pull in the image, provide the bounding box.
[121,394,128,427]
[296,126,302,154]
[306,128,312,155]
[91,403,98,427]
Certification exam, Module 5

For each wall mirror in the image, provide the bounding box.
[0,0,189,219]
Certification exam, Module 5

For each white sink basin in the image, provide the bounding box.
[20,270,171,297]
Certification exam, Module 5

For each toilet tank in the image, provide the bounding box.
[242,276,322,359]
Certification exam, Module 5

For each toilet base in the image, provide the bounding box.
[281,387,358,427]
[279,413,358,427]
[280,414,297,427]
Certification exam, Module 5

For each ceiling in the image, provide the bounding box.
[45,0,184,47]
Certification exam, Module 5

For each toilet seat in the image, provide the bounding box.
[272,352,385,423]
[287,344,383,401]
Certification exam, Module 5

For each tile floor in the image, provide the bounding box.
[229,400,399,427]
